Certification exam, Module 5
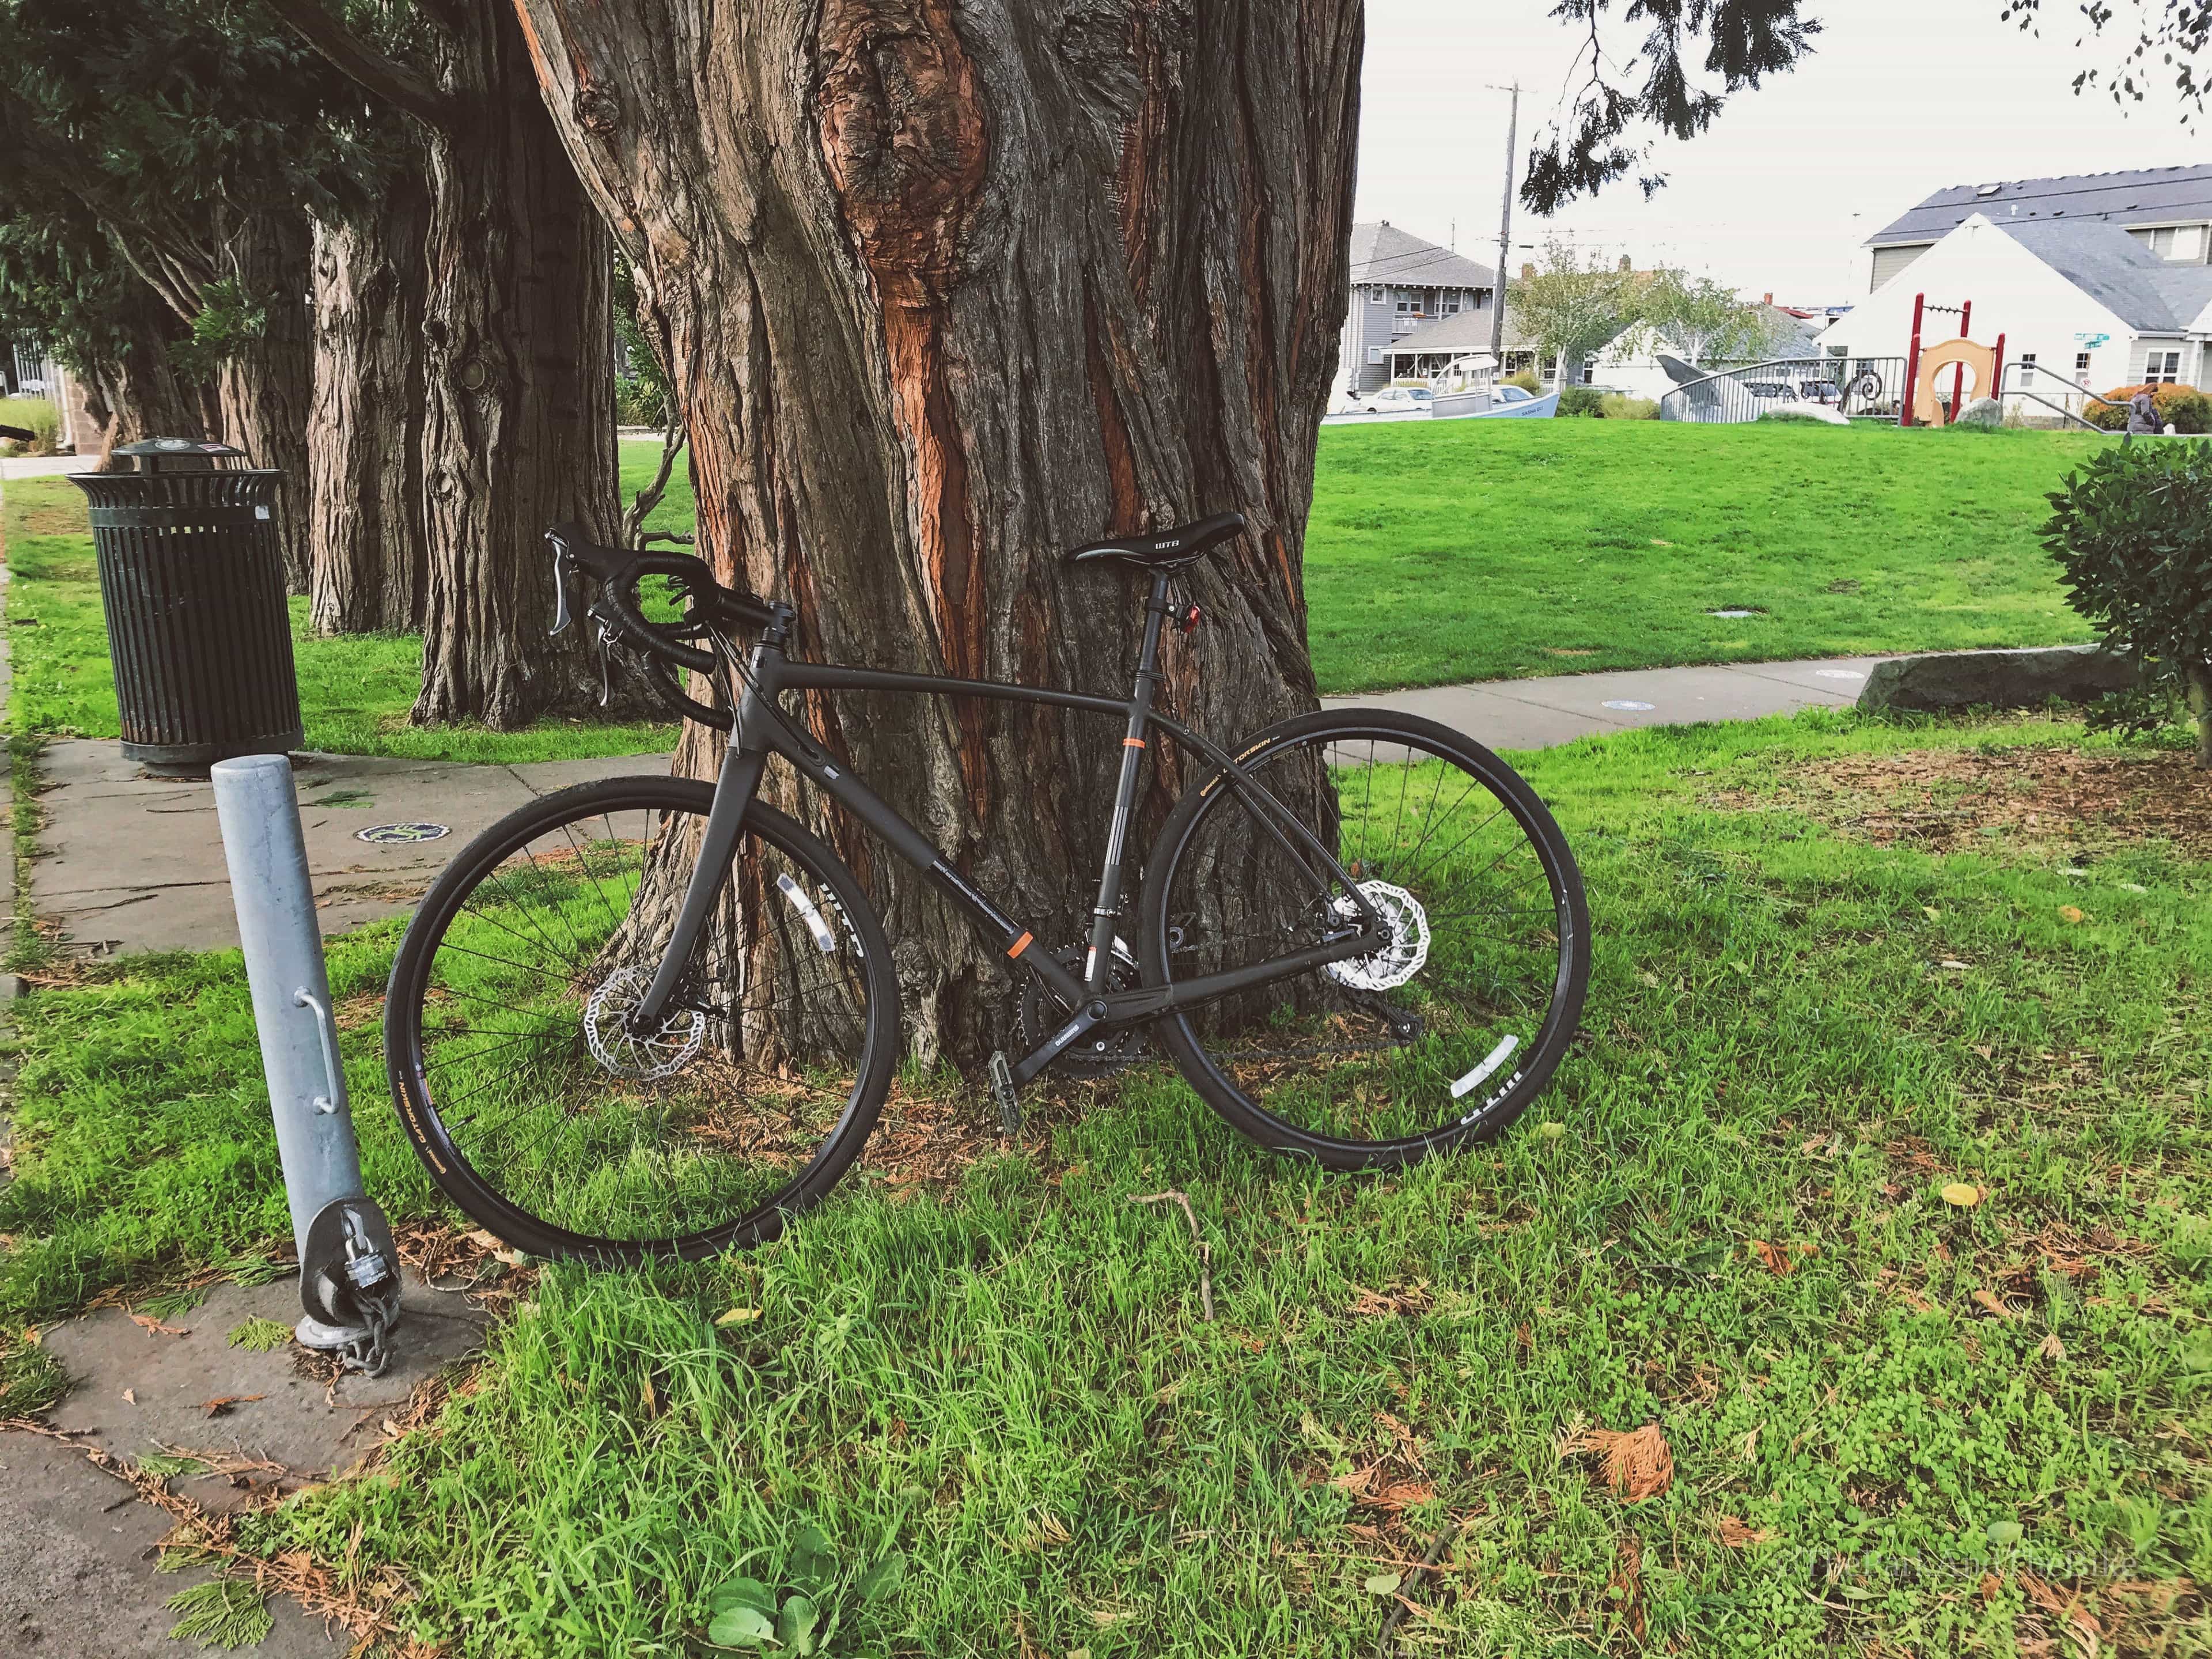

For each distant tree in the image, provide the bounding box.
[1627,271,1779,365]
[1510,242,1644,389]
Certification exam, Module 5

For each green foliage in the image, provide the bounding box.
[2082,384,2211,434]
[0,397,59,454]
[0,1332,66,1417]
[1628,270,1783,364]
[164,1578,272,1649]
[2043,438,2212,692]
[1556,385,1607,418]
[1598,392,1658,419]
[171,276,267,382]
[1505,369,1541,393]
[701,1529,902,1653]
[226,1317,292,1353]
[1509,240,1642,387]
[611,253,674,430]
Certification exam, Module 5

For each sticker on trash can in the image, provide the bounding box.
[357,822,450,846]
[255,505,271,519]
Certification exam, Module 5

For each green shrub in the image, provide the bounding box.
[1755,410,1830,425]
[1598,393,1657,419]
[613,376,668,428]
[2043,437,2212,764]
[1555,385,1605,418]
[2081,382,2211,434]
[0,397,59,455]
[1505,369,1540,393]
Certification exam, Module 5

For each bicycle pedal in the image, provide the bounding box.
[987,1049,1022,1136]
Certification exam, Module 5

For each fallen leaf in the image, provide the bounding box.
[199,1393,266,1418]
[1922,906,1942,921]
[1972,1289,2024,1321]
[1749,1240,1808,1277]
[1940,959,1972,971]
[120,1388,136,1405]
[1941,1183,1983,1207]
[2039,1332,2067,1361]
[465,1229,502,1251]
[1563,1423,1673,1502]
[130,1314,191,1338]
[22,1327,40,1347]
[714,1307,761,1327]
[2058,905,2085,924]
[1717,1514,1774,1547]
[1364,1571,1402,1596]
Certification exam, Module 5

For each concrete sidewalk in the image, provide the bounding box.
[1327,653,1880,747]
[31,743,668,957]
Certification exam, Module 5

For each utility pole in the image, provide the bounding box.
[1489,81,1520,365]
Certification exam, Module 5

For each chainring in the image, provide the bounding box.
[1013,942,1148,1077]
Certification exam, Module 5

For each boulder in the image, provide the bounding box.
[1857,645,2135,714]
[1953,397,2005,429]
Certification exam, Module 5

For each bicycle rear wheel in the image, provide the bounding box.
[1137,709,1588,1167]
[384,777,897,1260]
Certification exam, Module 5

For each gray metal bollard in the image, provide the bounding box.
[211,754,400,1374]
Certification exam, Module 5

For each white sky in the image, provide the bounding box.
[1357,0,2206,305]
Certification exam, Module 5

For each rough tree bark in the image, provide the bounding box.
[79,277,211,456]
[272,0,619,727]
[308,167,431,635]
[512,0,1362,1065]
[212,210,316,592]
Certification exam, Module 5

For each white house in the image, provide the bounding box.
[1819,211,2212,411]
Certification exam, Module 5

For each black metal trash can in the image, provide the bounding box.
[69,439,303,775]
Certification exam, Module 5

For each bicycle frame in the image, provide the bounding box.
[628,568,1385,1086]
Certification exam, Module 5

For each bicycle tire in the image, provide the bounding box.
[1137,708,1589,1168]
[384,776,898,1261]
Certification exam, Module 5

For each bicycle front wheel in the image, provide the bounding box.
[1138,709,1588,1167]
[384,777,897,1260]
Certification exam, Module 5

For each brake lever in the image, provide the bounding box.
[546,536,575,637]
[592,618,617,707]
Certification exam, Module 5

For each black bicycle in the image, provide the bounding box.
[384,512,1589,1260]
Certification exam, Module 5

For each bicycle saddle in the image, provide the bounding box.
[1065,511,1245,570]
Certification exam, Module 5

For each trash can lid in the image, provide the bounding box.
[108,438,248,474]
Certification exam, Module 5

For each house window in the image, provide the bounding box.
[1581,361,1596,384]
[1369,287,1385,304]
[2146,349,2182,384]
[2013,351,2036,389]
[2146,227,2175,257]
[1366,346,1384,365]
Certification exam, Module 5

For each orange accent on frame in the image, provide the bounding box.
[1007,931,1033,959]
[1123,737,1146,748]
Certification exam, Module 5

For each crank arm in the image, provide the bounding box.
[1010,999,1109,1089]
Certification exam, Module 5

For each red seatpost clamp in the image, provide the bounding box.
[1181,603,1202,635]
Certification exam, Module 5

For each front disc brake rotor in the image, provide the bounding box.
[583,966,707,1080]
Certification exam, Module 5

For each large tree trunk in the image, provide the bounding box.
[214,210,315,592]
[308,168,432,635]
[514,0,1361,1066]
[80,279,211,458]
[408,0,616,728]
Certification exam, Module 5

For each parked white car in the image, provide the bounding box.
[1348,385,1435,416]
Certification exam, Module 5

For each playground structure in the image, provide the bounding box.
[1900,294,2003,428]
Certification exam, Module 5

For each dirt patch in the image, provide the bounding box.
[1710,745,2212,857]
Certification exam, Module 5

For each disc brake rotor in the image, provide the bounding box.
[583,966,707,1080]
[1323,880,1431,992]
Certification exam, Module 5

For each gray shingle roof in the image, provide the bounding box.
[1997,217,2212,332]
[1349,222,1497,291]
[1388,309,1536,354]
[1869,165,2212,247]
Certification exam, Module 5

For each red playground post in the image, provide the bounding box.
[1948,300,1974,422]
[1902,292,1926,429]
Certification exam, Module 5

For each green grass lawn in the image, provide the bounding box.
[3,709,2205,1654]
[5,426,2095,763]
[1307,421,2099,693]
